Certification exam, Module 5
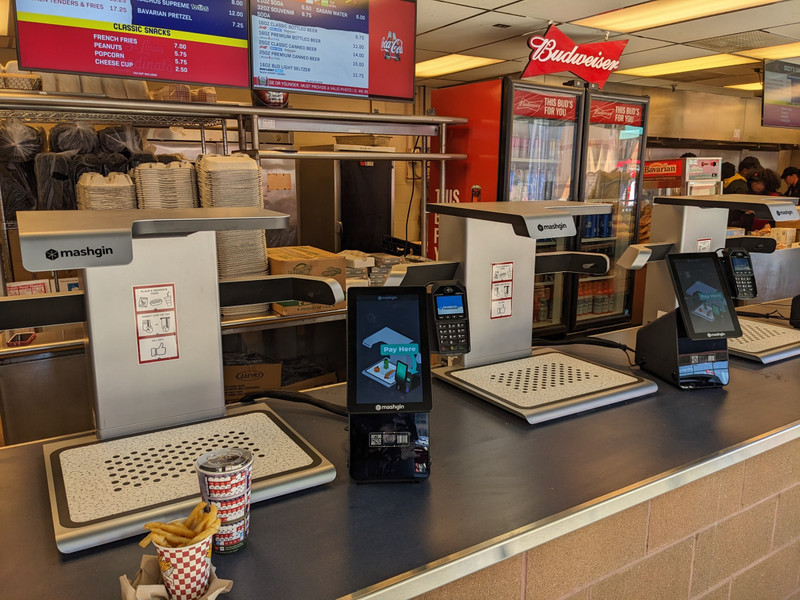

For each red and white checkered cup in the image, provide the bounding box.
[195,448,254,553]
[154,531,213,600]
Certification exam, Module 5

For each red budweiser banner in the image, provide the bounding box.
[521,25,627,88]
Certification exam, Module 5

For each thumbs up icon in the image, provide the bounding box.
[151,342,167,357]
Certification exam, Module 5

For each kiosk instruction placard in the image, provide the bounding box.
[490,261,513,319]
[133,283,180,364]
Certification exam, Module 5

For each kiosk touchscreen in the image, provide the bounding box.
[636,252,741,389]
[347,287,431,482]
[668,253,742,340]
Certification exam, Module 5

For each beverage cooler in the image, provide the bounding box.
[577,91,648,333]
[429,77,648,336]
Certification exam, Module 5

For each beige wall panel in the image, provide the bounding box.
[589,538,693,600]
[416,554,524,600]
[691,498,778,596]
[729,541,800,600]
[524,504,649,598]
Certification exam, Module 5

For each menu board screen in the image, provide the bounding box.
[762,58,800,129]
[251,0,416,101]
[14,0,250,87]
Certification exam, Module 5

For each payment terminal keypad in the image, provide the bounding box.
[733,273,756,298]
[436,315,469,352]
[431,281,471,355]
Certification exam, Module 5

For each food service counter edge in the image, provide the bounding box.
[0,333,798,599]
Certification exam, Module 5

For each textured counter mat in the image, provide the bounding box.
[435,349,658,424]
[728,318,800,364]
[43,403,335,553]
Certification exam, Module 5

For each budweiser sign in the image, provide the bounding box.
[521,25,627,88]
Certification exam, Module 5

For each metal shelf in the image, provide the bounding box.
[0,91,467,132]
[259,150,466,161]
[220,307,347,335]
[0,309,348,358]
[0,90,466,275]
[0,91,465,362]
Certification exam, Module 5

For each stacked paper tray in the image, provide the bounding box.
[133,162,198,209]
[76,172,137,210]
[196,154,270,316]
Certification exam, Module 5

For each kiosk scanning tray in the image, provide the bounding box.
[434,349,657,425]
[728,318,800,364]
[43,404,335,554]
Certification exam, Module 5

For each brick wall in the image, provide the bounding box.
[416,437,800,600]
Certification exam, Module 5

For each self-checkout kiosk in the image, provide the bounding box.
[619,194,800,367]
[1,207,344,553]
[423,201,658,425]
[635,252,742,388]
[346,286,432,482]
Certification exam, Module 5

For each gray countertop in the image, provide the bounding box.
[1,333,799,599]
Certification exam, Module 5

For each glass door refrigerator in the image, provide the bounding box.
[502,80,587,334]
[573,91,649,333]
[429,79,649,336]
[429,78,586,336]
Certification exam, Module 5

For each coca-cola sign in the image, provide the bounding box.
[381,31,404,62]
[521,25,627,88]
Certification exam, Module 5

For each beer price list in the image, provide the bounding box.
[16,0,250,87]
[251,0,370,96]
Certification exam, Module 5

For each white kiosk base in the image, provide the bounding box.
[427,202,658,424]
[15,208,344,553]
[43,403,335,554]
[728,319,800,364]
[434,349,657,424]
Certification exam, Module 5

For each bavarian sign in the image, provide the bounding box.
[521,25,627,88]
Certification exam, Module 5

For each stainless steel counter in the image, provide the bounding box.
[744,247,800,304]
[0,327,798,599]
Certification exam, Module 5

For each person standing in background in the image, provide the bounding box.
[748,168,781,196]
[746,168,780,231]
[721,162,736,181]
[780,166,800,197]
[724,156,762,194]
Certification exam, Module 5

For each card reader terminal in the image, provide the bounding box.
[431,281,470,354]
[719,248,757,299]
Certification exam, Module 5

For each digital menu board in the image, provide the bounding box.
[251,0,416,101]
[762,58,800,129]
[14,0,250,87]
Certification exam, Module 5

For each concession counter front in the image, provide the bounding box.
[1,314,799,599]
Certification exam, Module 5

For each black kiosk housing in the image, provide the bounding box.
[347,287,432,482]
[636,253,742,389]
